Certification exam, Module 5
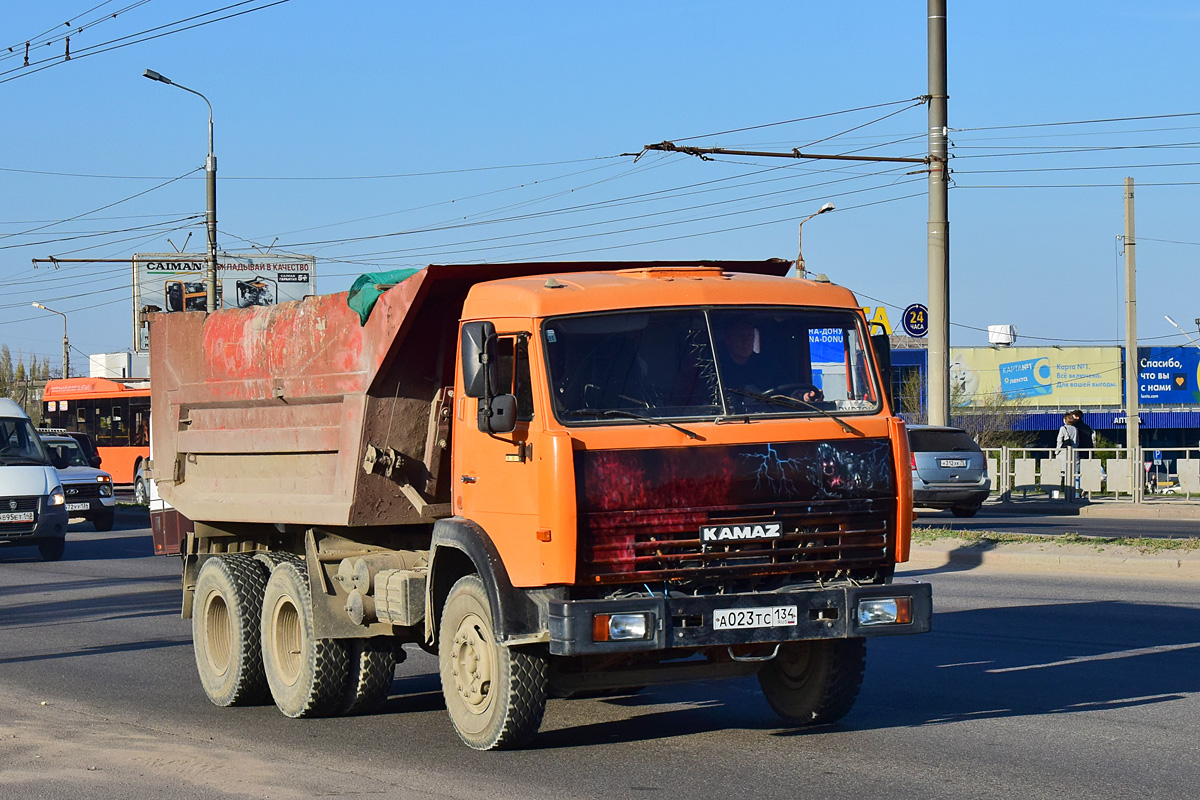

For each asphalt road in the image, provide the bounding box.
[917,507,1200,539]
[1,513,1197,799]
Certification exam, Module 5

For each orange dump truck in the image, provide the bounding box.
[148,259,931,750]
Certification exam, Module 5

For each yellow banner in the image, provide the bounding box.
[949,347,1122,407]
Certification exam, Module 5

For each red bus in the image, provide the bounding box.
[42,377,150,485]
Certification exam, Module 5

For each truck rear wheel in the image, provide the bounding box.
[261,561,349,718]
[758,638,866,726]
[192,555,271,706]
[339,637,397,716]
[438,575,547,750]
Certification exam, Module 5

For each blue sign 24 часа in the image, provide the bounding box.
[998,356,1053,398]
[1138,346,1200,404]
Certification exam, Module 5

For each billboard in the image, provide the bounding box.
[133,252,315,351]
[949,347,1122,408]
[1138,346,1200,405]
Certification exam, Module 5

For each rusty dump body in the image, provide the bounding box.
[149,259,793,530]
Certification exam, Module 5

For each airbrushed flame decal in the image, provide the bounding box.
[577,439,894,512]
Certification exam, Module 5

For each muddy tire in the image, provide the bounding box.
[192,555,271,706]
[260,561,349,718]
[37,538,65,562]
[438,575,547,750]
[758,638,866,726]
[339,638,398,716]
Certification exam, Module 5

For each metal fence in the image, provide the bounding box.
[982,446,1200,503]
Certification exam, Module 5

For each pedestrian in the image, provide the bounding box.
[1069,409,1094,452]
[1056,412,1079,499]
[1056,412,1078,451]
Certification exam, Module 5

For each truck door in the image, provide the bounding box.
[454,328,542,582]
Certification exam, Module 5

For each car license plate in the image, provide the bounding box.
[0,512,34,523]
[712,605,798,631]
[938,458,968,468]
[66,502,90,512]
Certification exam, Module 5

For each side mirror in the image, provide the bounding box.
[50,451,69,470]
[871,332,894,410]
[461,321,497,399]
[479,393,517,434]
[89,455,102,469]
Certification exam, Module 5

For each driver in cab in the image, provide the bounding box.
[717,321,823,403]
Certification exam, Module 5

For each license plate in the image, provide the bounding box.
[938,458,968,468]
[712,605,798,631]
[66,502,90,512]
[0,512,34,523]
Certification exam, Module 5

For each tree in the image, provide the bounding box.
[0,344,11,396]
[901,367,1036,448]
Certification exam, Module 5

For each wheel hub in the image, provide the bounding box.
[450,612,494,713]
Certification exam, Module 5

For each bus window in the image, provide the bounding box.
[111,399,129,445]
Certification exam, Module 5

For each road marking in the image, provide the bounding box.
[986,641,1200,673]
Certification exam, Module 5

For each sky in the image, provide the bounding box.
[3,1,1200,374]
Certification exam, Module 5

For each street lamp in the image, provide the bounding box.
[795,202,835,279]
[143,68,219,313]
[32,303,68,378]
[1165,315,1200,348]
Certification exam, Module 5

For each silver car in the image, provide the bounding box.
[908,425,990,517]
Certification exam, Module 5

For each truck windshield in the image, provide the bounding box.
[0,417,53,465]
[542,307,880,421]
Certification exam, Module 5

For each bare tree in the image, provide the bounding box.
[901,368,1035,448]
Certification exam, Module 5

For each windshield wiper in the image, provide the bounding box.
[565,409,701,440]
[725,389,865,437]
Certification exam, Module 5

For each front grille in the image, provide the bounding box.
[0,496,40,536]
[63,483,100,500]
[578,500,892,587]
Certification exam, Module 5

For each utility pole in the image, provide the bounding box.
[1123,176,1141,502]
[926,0,950,426]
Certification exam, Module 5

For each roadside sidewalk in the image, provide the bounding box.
[906,538,1200,579]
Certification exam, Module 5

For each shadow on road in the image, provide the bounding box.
[525,600,1200,748]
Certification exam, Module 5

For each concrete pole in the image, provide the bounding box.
[1123,177,1141,502]
[927,0,950,426]
[62,327,69,379]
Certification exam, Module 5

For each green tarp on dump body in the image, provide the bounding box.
[347,268,422,325]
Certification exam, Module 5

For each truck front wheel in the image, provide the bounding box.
[758,638,866,726]
[260,561,350,718]
[192,555,271,706]
[438,575,547,750]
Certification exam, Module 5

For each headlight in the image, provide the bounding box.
[98,483,113,497]
[592,612,652,642]
[49,489,65,506]
[857,597,913,626]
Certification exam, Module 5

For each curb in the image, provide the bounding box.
[953,500,1200,520]
[905,540,1200,579]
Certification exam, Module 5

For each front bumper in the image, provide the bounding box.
[912,486,991,508]
[547,581,932,656]
[0,498,68,545]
